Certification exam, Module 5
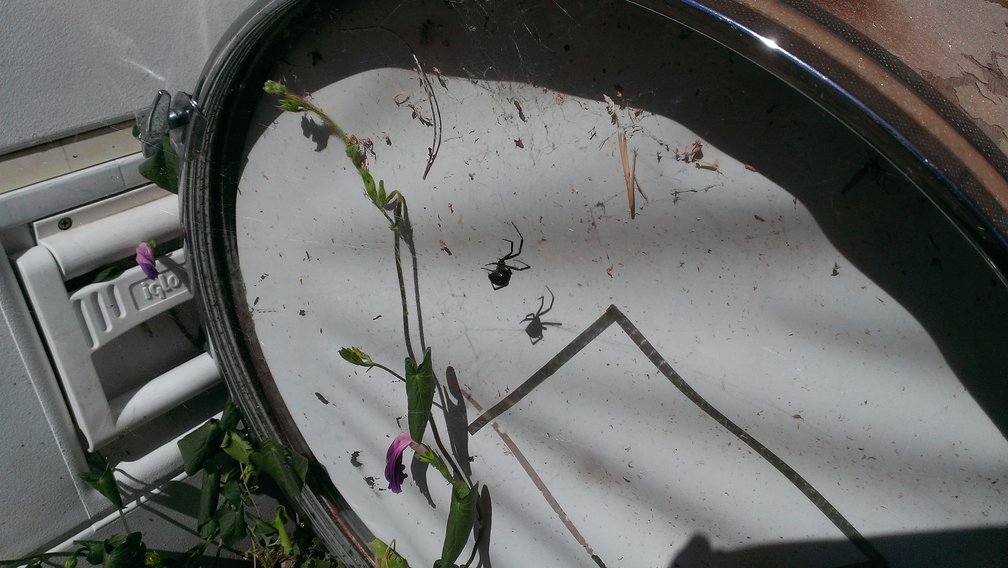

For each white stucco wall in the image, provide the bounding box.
[0,0,257,155]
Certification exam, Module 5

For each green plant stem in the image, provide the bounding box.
[372,363,406,383]
[398,200,427,354]
[240,463,264,519]
[428,419,464,483]
[462,498,490,568]
[390,202,461,482]
[389,224,413,363]
[297,94,418,362]
[278,86,478,562]
[284,95,351,147]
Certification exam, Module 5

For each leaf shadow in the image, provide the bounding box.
[300,114,332,152]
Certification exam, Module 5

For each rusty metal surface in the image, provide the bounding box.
[650,0,1008,282]
[780,0,1008,280]
[808,0,1008,158]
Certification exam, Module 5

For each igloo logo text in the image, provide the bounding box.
[139,271,184,302]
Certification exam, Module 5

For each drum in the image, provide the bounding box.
[177,1,1008,566]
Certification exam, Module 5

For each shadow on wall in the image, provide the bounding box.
[668,526,1008,568]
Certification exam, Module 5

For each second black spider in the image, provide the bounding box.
[484,221,530,289]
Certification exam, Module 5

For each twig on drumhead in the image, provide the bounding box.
[334,24,444,180]
[413,53,443,180]
[617,127,636,219]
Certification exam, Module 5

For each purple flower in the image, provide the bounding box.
[135,242,158,280]
[385,432,415,494]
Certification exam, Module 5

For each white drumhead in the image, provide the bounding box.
[200,1,1008,565]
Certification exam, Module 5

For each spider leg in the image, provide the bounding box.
[499,237,516,261]
[540,286,555,316]
[504,260,530,271]
[520,312,535,323]
[510,221,524,257]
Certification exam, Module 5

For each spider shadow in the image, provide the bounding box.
[520,287,561,345]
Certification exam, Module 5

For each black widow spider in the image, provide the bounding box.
[521,287,561,344]
[483,222,530,289]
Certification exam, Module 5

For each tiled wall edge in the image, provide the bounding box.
[0,122,139,195]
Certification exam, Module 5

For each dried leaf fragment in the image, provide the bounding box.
[603,94,618,125]
[695,159,720,172]
[513,99,528,122]
[617,127,637,219]
[685,139,704,162]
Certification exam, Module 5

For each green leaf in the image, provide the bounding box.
[64,555,78,568]
[437,482,478,568]
[104,533,146,568]
[216,504,247,547]
[220,399,242,431]
[251,516,278,544]
[79,452,123,510]
[249,439,309,498]
[415,449,452,483]
[361,170,378,204]
[178,419,223,475]
[220,477,243,508]
[78,533,143,568]
[377,180,387,206]
[74,539,107,564]
[197,468,221,540]
[279,99,303,112]
[263,80,287,95]
[345,144,359,164]
[137,137,180,194]
[405,348,435,442]
[91,265,125,284]
[144,551,161,567]
[199,518,220,542]
[221,430,253,465]
[338,346,375,367]
[270,506,292,556]
[368,539,410,568]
